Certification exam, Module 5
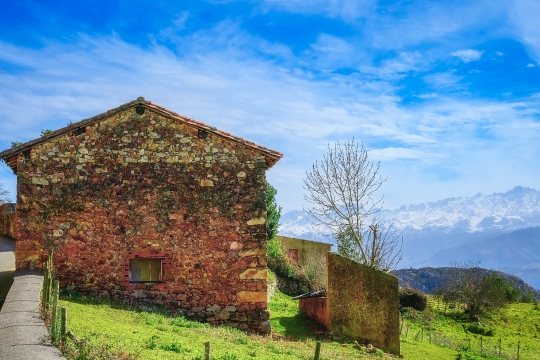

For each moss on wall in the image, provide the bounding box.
[276,236,331,266]
[327,252,400,355]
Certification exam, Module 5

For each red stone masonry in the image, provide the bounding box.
[0,98,282,332]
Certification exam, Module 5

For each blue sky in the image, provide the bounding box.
[0,0,539,212]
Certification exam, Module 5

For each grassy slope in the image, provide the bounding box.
[59,291,390,359]
[58,292,540,360]
[400,298,540,360]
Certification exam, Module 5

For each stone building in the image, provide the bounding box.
[0,97,282,332]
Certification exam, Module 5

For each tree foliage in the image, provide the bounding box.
[436,261,519,321]
[303,138,402,270]
[265,180,281,241]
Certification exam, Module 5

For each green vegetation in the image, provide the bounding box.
[55,289,540,359]
[435,262,530,321]
[57,290,393,359]
[399,287,428,311]
[400,297,540,359]
[265,180,281,241]
[41,128,54,136]
[10,141,23,148]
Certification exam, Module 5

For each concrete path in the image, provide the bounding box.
[0,270,65,359]
[0,235,15,304]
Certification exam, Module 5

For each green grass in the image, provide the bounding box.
[58,291,391,359]
[400,297,540,359]
[57,291,540,360]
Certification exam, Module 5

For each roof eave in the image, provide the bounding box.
[0,98,283,171]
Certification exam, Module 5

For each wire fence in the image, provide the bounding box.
[400,296,533,360]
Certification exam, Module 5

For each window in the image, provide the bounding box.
[129,258,162,283]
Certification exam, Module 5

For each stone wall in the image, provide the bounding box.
[327,252,400,355]
[12,106,271,332]
[277,236,331,267]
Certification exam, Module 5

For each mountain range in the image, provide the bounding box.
[278,186,540,290]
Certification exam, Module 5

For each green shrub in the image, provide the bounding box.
[520,290,536,303]
[466,324,495,336]
[399,287,428,311]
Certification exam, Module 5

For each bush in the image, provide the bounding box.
[520,290,536,303]
[466,324,495,336]
[399,287,427,311]
[267,237,312,295]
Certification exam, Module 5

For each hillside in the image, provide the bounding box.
[55,289,540,359]
[391,267,540,299]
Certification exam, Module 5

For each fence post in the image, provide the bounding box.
[43,269,49,307]
[468,338,471,351]
[480,337,483,354]
[499,338,501,357]
[517,340,520,360]
[429,327,431,344]
[60,307,67,339]
[314,341,322,360]
[204,341,211,360]
[405,326,408,338]
[50,280,59,340]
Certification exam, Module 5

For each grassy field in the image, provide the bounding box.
[58,290,393,359]
[400,297,540,360]
[57,291,540,360]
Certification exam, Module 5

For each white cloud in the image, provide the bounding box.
[423,71,463,89]
[526,63,535,68]
[511,0,540,62]
[369,147,429,161]
[0,22,539,212]
[450,49,484,63]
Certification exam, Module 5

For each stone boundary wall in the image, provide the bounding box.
[327,252,400,356]
[0,270,65,359]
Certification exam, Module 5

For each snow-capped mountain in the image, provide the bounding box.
[279,186,540,289]
[382,186,540,235]
[280,186,540,243]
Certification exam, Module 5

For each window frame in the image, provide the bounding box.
[128,257,164,284]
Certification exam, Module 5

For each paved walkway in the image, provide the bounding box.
[0,235,15,303]
[0,270,65,359]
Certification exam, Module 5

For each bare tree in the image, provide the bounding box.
[303,139,402,271]
[0,183,9,205]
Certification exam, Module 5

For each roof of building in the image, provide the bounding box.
[292,288,327,300]
[0,97,283,171]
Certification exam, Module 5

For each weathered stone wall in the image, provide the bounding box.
[327,252,400,355]
[13,106,271,332]
[277,236,331,267]
[0,204,16,238]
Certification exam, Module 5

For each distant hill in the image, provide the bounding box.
[391,267,540,300]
